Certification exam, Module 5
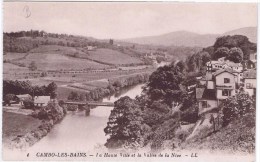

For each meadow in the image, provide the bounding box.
[88,48,142,65]
[3,52,28,61]
[13,53,107,71]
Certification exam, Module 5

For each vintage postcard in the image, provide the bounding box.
[2,2,258,161]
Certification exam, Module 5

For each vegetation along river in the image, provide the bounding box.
[18,84,145,159]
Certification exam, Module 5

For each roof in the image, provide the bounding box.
[243,69,256,79]
[196,88,205,99]
[213,69,236,76]
[201,89,217,100]
[16,94,31,100]
[200,73,213,81]
[207,60,242,67]
[34,96,50,104]
[225,61,242,67]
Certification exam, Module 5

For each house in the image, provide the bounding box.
[86,46,97,51]
[15,94,32,106]
[196,88,218,115]
[213,69,236,101]
[249,53,257,68]
[206,58,243,73]
[197,72,214,89]
[243,69,256,97]
[34,96,50,107]
[249,53,257,62]
[242,60,256,70]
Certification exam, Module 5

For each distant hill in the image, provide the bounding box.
[223,27,257,43]
[123,31,219,47]
[122,27,257,47]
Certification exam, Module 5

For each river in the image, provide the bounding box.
[3,84,145,160]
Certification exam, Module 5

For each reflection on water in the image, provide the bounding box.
[27,84,145,153]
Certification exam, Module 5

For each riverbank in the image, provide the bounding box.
[3,101,65,150]
[2,83,145,160]
[2,111,42,149]
[64,72,150,103]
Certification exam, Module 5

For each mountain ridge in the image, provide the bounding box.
[122,27,257,47]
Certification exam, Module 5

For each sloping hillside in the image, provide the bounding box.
[182,113,255,153]
[224,27,257,43]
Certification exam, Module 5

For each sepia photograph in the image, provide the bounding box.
[1,1,258,161]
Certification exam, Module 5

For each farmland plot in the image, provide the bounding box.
[88,48,143,65]
[14,53,108,71]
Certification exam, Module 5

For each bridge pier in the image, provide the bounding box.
[85,105,90,116]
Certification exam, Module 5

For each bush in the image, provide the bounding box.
[23,99,35,109]
[35,101,64,123]
[3,94,15,106]
[221,90,254,126]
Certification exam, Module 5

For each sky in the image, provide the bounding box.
[3,2,258,39]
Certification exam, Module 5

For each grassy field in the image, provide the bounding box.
[88,48,142,65]
[3,52,28,61]
[2,111,42,148]
[30,45,87,56]
[83,79,109,88]
[57,86,88,100]
[14,53,108,71]
[3,63,29,74]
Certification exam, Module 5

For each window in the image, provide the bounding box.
[222,89,231,96]
[246,83,252,89]
[224,78,230,83]
[201,101,207,108]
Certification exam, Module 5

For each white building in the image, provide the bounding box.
[206,57,243,73]
[213,69,236,101]
[34,96,50,107]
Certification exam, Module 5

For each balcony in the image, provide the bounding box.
[215,84,235,89]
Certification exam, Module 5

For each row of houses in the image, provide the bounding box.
[207,53,257,72]
[196,55,256,115]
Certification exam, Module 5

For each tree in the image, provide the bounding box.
[104,96,143,148]
[3,94,15,106]
[147,61,185,106]
[213,47,229,60]
[213,35,255,60]
[109,39,114,45]
[221,89,254,126]
[68,91,80,101]
[23,99,34,109]
[46,82,57,96]
[227,47,243,63]
[40,72,47,77]
[29,61,37,71]
[201,51,211,65]
[37,101,64,123]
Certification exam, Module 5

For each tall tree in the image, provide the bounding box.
[104,96,143,148]
[213,47,229,60]
[46,82,57,95]
[147,61,186,106]
[227,47,243,63]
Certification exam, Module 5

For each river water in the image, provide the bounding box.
[3,84,145,160]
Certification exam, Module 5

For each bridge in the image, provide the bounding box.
[64,101,114,116]
[64,101,114,107]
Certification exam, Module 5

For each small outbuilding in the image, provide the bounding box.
[34,96,51,107]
